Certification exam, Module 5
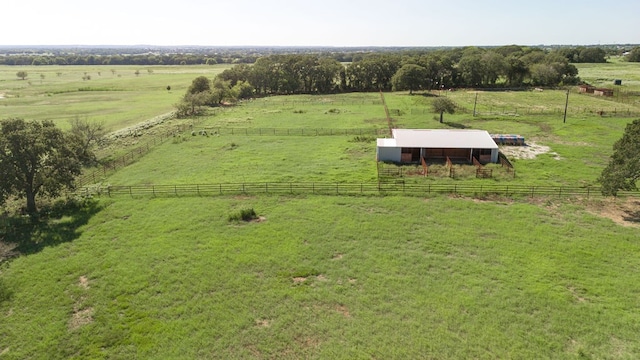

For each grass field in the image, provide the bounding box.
[96,89,636,187]
[0,65,230,130]
[1,63,640,359]
[1,196,639,359]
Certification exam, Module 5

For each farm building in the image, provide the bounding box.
[593,88,614,96]
[377,129,499,164]
[578,85,595,94]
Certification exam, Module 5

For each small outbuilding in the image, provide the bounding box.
[578,84,595,94]
[594,88,614,97]
[377,129,499,164]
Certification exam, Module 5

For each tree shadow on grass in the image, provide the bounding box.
[444,122,468,129]
[0,199,103,259]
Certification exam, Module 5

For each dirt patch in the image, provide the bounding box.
[293,277,307,284]
[316,274,328,282]
[69,307,94,330]
[255,319,271,327]
[500,142,559,160]
[586,198,640,228]
[335,304,351,318]
[567,286,588,303]
[78,276,89,289]
[331,253,343,260]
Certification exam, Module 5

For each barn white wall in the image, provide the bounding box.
[377,147,401,162]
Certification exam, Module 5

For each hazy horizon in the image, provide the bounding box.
[3,0,639,47]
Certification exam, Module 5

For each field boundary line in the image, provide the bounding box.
[76,182,639,199]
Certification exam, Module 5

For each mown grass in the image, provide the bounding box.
[1,196,639,359]
[0,65,230,130]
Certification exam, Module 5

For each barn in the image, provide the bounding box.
[377,129,499,164]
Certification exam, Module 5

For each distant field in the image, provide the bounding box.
[0,65,231,130]
[575,58,640,92]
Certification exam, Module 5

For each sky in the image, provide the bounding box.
[1,0,639,47]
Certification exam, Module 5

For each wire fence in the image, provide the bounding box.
[79,182,638,199]
[408,106,640,118]
[75,120,202,187]
[196,127,388,136]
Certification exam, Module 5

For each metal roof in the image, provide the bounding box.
[378,129,498,149]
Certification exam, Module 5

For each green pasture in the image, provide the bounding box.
[0,65,230,130]
[2,62,640,359]
[575,59,640,92]
[97,90,636,186]
[1,196,639,359]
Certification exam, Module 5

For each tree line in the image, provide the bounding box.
[207,46,581,96]
[2,44,635,66]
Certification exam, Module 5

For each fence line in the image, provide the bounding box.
[76,120,202,187]
[198,127,389,137]
[78,182,638,199]
[409,106,640,118]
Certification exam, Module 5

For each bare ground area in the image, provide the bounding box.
[585,197,640,228]
[500,142,561,160]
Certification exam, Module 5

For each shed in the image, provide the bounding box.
[377,129,499,164]
[578,84,595,94]
[594,88,614,96]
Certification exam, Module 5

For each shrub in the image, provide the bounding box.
[350,136,376,143]
[228,208,257,222]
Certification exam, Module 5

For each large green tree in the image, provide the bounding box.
[599,119,640,196]
[626,47,640,62]
[0,118,82,214]
[391,64,429,94]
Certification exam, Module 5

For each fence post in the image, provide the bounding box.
[265,183,268,194]
[129,186,132,197]
[153,185,155,197]
[197,184,200,196]
[174,185,177,195]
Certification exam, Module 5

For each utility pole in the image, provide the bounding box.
[563,89,569,123]
[473,92,478,117]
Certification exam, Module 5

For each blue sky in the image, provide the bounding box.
[2,0,638,46]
